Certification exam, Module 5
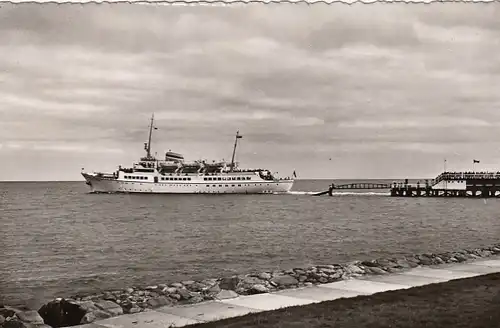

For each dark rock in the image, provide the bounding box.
[219,276,240,291]
[250,284,269,294]
[81,310,112,324]
[0,307,16,319]
[163,287,177,294]
[176,288,192,300]
[146,296,171,308]
[94,300,123,316]
[417,255,434,266]
[102,292,116,301]
[345,264,365,274]
[170,294,181,301]
[15,310,44,325]
[4,319,52,328]
[271,275,298,287]
[129,306,142,314]
[361,260,378,267]
[184,294,204,304]
[204,284,221,295]
[185,282,206,293]
[38,299,86,328]
[376,259,398,268]
[239,276,263,289]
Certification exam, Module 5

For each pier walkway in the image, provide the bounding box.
[75,256,500,328]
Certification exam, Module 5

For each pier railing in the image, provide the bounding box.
[434,172,500,185]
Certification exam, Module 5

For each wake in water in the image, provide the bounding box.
[287,191,390,196]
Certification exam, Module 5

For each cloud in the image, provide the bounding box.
[2,141,124,154]
[1,3,500,180]
[338,117,492,129]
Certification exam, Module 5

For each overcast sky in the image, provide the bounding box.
[1,3,500,181]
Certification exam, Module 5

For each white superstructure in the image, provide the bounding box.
[81,114,295,194]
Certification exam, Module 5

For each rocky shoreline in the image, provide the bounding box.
[2,243,500,328]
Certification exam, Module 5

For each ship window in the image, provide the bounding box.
[188,178,191,181]
[204,178,207,181]
[219,185,222,187]
[183,178,187,181]
[213,185,216,187]
[225,185,228,187]
[238,184,241,187]
[217,177,222,181]
[237,177,241,180]
[246,177,251,180]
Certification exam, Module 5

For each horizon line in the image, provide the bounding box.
[0,177,435,183]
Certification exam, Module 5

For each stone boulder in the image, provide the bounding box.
[215,290,238,300]
[38,298,124,327]
[271,275,299,287]
[0,306,51,328]
[249,284,269,294]
[219,276,240,291]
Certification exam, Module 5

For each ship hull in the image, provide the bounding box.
[82,173,294,194]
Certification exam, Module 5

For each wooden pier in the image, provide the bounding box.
[314,172,500,198]
[390,174,500,198]
[333,183,390,190]
[312,182,390,196]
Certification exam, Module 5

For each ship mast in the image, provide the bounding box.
[145,113,155,159]
[230,130,242,172]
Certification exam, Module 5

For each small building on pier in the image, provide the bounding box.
[391,172,500,198]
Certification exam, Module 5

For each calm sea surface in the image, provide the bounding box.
[1,179,500,308]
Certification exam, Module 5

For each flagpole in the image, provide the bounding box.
[443,158,447,191]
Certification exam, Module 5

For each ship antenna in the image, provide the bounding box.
[230,130,242,172]
[146,113,155,159]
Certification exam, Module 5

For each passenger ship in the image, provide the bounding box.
[81,114,295,194]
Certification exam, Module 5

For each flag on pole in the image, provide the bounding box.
[293,170,297,178]
[473,159,480,163]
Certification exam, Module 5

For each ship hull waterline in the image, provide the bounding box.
[82,173,294,194]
